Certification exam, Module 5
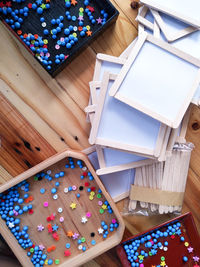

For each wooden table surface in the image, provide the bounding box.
[0,1,200,266]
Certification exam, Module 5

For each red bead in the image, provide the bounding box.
[28,3,32,8]
[91,187,96,191]
[83,172,87,177]
[85,182,89,187]
[64,250,71,256]
[28,209,34,214]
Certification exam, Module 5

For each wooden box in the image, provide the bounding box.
[116,212,200,266]
[0,150,124,267]
[0,0,118,77]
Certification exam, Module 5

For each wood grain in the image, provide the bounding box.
[0,0,200,266]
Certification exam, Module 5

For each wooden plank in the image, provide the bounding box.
[0,80,68,152]
[186,105,200,177]
[0,166,13,183]
[0,93,56,177]
[90,0,138,57]
[0,24,90,150]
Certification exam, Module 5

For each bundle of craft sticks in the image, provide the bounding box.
[84,0,200,214]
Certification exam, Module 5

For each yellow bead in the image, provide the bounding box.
[102,204,107,210]
[44,259,48,265]
[89,196,93,200]
[90,192,95,196]
[31,40,35,44]
[184,242,189,247]
[86,25,90,30]
[73,33,77,37]
[79,7,84,12]
[44,39,48,44]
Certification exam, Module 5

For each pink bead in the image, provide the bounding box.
[86,212,91,218]
[40,52,44,56]
[43,201,48,207]
[140,265,144,267]
[55,44,60,49]
[72,185,77,191]
[60,37,64,42]
[112,219,117,224]
[30,44,34,47]
[46,53,50,57]
[98,201,103,206]
[60,217,64,222]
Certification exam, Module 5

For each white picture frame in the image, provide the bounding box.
[109,33,200,128]
[140,0,200,28]
[89,71,167,158]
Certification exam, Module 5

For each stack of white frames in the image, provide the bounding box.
[84,2,199,213]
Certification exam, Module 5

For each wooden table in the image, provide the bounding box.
[0,1,200,266]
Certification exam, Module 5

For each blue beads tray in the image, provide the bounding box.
[0,150,124,267]
[116,212,200,267]
[0,0,119,77]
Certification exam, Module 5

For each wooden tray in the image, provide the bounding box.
[0,150,125,267]
[116,212,200,267]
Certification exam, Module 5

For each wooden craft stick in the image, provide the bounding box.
[96,158,155,176]
[97,54,126,65]
[176,105,192,143]
[150,9,197,43]
[84,104,96,113]
[158,127,171,162]
[89,71,110,144]
[95,145,106,168]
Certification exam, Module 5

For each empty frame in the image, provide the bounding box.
[89,72,167,158]
[110,33,200,128]
[140,0,200,28]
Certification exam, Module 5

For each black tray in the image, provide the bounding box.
[0,0,119,77]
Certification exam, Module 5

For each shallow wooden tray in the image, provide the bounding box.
[0,150,125,267]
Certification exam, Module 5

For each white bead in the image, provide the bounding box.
[42,22,46,27]
[58,207,63,213]
[163,247,168,251]
[53,194,58,199]
[78,245,82,250]
[64,188,68,193]
[82,167,87,171]
[47,170,51,175]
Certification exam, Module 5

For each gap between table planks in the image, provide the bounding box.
[0,0,200,266]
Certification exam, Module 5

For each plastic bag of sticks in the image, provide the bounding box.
[123,142,194,216]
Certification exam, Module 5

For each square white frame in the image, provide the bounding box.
[151,9,197,43]
[82,146,135,203]
[109,33,200,128]
[95,145,155,175]
[140,0,200,28]
[89,71,167,158]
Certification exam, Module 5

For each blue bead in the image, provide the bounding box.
[66,43,72,49]
[180,236,185,241]
[14,22,21,28]
[55,173,60,178]
[37,7,43,14]
[52,29,57,35]
[80,31,85,37]
[23,206,28,212]
[65,2,71,7]
[77,193,80,198]
[55,182,60,187]
[43,29,49,35]
[59,171,64,177]
[51,188,57,194]
[183,256,188,262]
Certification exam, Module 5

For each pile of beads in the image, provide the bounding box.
[0,0,112,74]
[0,156,120,266]
[122,221,200,267]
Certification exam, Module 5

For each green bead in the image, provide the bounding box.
[97,194,102,198]
[55,259,60,264]
[161,256,165,261]
[149,252,152,256]
[79,12,84,16]
[30,248,34,253]
[99,209,104,214]
[81,237,86,243]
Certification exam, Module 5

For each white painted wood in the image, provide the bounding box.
[110,34,200,128]
[141,0,200,28]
